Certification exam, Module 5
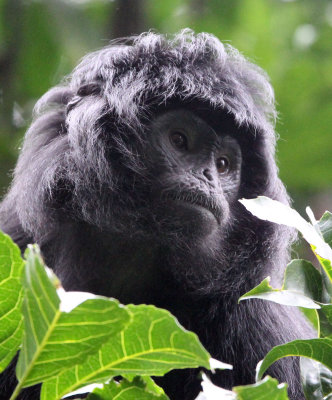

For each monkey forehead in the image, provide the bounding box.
[69,30,276,145]
[149,108,239,141]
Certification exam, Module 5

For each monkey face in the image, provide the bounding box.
[145,108,242,240]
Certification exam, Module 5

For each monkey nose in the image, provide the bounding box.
[203,169,213,181]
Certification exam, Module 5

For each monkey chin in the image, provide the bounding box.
[168,201,220,239]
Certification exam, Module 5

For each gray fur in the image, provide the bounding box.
[0,30,312,400]
[1,30,282,235]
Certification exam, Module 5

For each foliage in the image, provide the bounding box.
[0,232,24,371]
[86,377,169,400]
[1,197,332,399]
[238,196,332,400]
[0,231,212,400]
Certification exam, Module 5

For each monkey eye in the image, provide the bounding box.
[216,156,230,174]
[169,131,188,151]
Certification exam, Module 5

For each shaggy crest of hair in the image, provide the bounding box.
[67,29,277,137]
[1,30,282,236]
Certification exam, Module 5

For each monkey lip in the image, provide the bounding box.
[162,191,222,224]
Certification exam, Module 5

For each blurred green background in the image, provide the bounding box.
[0,0,331,217]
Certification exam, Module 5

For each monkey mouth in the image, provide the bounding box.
[162,191,223,224]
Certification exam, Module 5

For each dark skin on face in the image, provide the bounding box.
[147,109,242,239]
[88,108,243,307]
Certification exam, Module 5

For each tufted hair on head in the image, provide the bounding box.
[1,30,283,238]
[67,29,277,134]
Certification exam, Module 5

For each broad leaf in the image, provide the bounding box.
[321,263,332,301]
[239,277,320,309]
[316,254,332,288]
[196,375,289,400]
[283,259,323,302]
[0,231,24,372]
[319,305,332,337]
[300,357,332,400]
[239,197,332,261]
[41,304,210,400]
[195,373,236,400]
[256,338,332,381]
[321,305,332,326]
[300,308,319,333]
[15,245,130,389]
[234,376,289,400]
[87,377,169,400]
[318,212,332,248]
[240,259,324,309]
[209,357,232,371]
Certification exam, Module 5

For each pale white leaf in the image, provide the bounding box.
[57,288,97,312]
[209,358,233,372]
[195,374,236,400]
[240,197,332,261]
[62,383,103,398]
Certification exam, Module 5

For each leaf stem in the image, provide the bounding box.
[9,381,23,400]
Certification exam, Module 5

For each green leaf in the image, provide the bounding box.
[316,254,332,287]
[300,308,319,333]
[41,304,210,400]
[87,377,169,400]
[319,305,332,337]
[240,259,323,310]
[256,338,332,381]
[283,259,323,302]
[321,264,332,301]
[239,277,320,309]
[321,305,332,327]
[139,376,167,397]
[300,357,332,400]
[234,376,289,400]
[15,245,130,390]
[318,212,332,248]
[0,231,24,372]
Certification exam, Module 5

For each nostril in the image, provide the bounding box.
[203,169,213,181]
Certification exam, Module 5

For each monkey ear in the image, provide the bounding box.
[77,82,102,97]
[66,82,102,115]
